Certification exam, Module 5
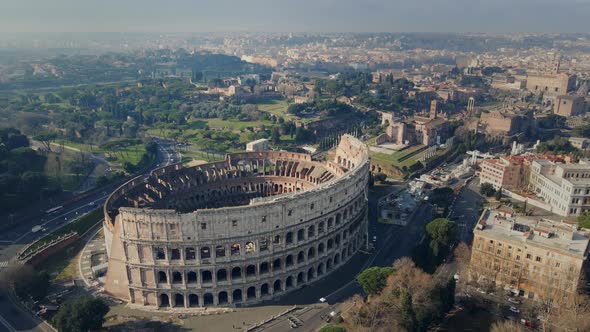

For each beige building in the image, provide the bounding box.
[554,95,586,117]
[246,139,269,152]
[102,135,369,309]
[479,156,530,190]
[526,72,576,95]
[470,208,589,304]
[529,159,590,217]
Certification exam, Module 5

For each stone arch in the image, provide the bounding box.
[260,262,269,274]
[308,225,315,238]
[231,243,241,256]
[215,245,226,257]
[286,254,294,267]
[336,213,342,225]
[308,246,316,259]
[174,293,184,307]
[203,293,214,306]
[247,286,256,300]
[172,271,182,284]
[273,258,282,270]
[326,258,333,270]
[217,269,228,282]
[273,279,282,293]
[286,276,294,289]
[188,294,199,307]
[187,271,197,284]
[158,271,167,283]
[297,228,305,242]
[327,239,334,250]
[246,264,256,277]
[202,270,212,283]
[200,246,211,259]
[232,266,242,279]
[318,262,325,276]
[334,253,341,265]
[297,250,305,264]
[185,247,196,260]
[233,289,243,303]
[297,272,305,284]
[159,293,170,307]
[328,217,333,228]
[218,291,228,305]
[286,232,293,244]
[261,283,269,296]
[307,267,315,280]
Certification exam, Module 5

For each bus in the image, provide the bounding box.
[45,206,63,214]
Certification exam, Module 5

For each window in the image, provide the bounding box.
[526,254,532,260]
[535,256,542,263]
[556,262,561,268]
[310,203,315,210]
[516,255,521,261]
[232,220,238,227]
[201,223,207,230]
[261,216,267,222]
[288,209,292,216]
[155,247,166,260]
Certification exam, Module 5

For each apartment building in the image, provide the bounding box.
[479,156,530,190]
[470,208,589,304]
[529,160,590,216]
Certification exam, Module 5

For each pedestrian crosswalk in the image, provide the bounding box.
[0,261,8,269]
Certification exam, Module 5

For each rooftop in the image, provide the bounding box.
[475,208,589,259]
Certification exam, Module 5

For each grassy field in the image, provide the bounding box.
[370,145,427,168]
[253,98,292,118]
[56,139,146,167]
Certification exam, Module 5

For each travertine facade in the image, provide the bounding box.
[102,135,369,309]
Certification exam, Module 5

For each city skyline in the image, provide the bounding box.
[1,0,589,33]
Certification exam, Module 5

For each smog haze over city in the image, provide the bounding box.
[1,1,590,332]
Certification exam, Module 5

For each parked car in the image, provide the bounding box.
[509,306,520,313]
[508,297,521,304]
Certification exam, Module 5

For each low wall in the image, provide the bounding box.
[502,189,552,212]
[27,233,81,266]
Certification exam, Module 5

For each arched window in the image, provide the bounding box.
[286,232,293,244]
[203,293,214,305]
[318,243,325,254]
[174,293,184,307]
[188,294,199,307]
[286,255,294,267]
[308,225,315,238]
[297,229,305,242]
[246,265,256,277]
[261,283,269,296]
[170,248,181,260]
[232,266,242,279]
[172,271,182,283]
[247,286,256,300]
[273,258,282,270]
[200,247,211,259]
[231,243,241,256]
[217,269,228,282]
[318,221,325,233]
[216,245,226,257]
[260,262,269,274]
[185,247,196,260]
[159,294,169,307]
[218,291,228,304]
[158,271,167,283]
[308,247,316,259]
[233,289,243,303]
[297,251,305,264]
[187,271,197,284]
[201,270,212,283]
[273,280,282,293]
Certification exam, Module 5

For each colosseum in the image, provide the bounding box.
[102,135,369,309]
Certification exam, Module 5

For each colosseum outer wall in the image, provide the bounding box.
[103,135,369,308]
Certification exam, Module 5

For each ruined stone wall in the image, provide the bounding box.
[103,135,369,309]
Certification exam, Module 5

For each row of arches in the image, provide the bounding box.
[151,197,365,264]
[155,233,362,287]
[157,249,355,308]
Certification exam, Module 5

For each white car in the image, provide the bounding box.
[509,306,520,313]
[508,298,521,304]
[319,297,326,303]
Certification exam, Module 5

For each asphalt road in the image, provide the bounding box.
[0,140,179,332]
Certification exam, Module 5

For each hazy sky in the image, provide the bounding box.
[1,0,589,33]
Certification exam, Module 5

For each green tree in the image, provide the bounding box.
[12,266,50,301]
[53,296,109,332]
[480,183,496,197]
[426,218,457,258]
[357,266,395,295]
[577,211,590,229]
[271,127,281,145]
[33,132,58,152]
[373,173,387,183]
[495,187,503,201]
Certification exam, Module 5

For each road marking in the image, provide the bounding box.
[0,261,7,269]
[0,314,16,332]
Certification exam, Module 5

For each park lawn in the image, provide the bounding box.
[253,98,292,118]
[111,144,146,165]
